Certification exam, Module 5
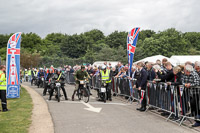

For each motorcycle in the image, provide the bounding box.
[31,76,37,86]
[77,79,90,103]
[54,81,61,102]
[45,79,52,95]
[25,74,28,82]
[98,79,108,103]
[38,76,44,88]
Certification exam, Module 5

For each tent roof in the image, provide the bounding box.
[134,55,177,66]
[170,55,200,64]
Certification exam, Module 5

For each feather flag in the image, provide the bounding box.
[6,32,22,98]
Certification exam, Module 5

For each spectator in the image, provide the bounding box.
[182,65,200,87]
[87,66,94,77]
[182,64,200,127]
[93,67,98,75]
[108,63,112,69]
[156,59,162,66]
[69,66,74,73]
[136,62,147,112]
[117,62,124,72]
[146,62,156,81]
[156,61,174,82]
[185,61,193,66]
[195,61,200,77]
[168,66,182,86]
[129,65,137,79]
[115,67,125,78]
[161,58,168,74]
[111,67,118,77]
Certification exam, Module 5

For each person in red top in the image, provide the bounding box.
[50,65,54,73]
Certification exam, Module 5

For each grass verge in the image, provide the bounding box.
[0,87,33,133]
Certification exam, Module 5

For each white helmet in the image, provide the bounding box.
[102,65,106,70]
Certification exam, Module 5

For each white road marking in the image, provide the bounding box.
[80,101,102,113]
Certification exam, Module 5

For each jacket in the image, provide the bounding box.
[136,68,147,90]
[0,70,6,90]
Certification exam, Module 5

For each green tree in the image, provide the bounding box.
[21,32,43,53]
[105,31,127,48]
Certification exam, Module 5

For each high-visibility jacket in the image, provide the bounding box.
[100,70,111,83]
[28,70,32,76]
[33,71,37,76]
[24,71,28,75]
[0,70,6,90]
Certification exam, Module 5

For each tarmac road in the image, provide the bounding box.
[23,82,197,133]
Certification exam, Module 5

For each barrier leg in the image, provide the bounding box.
[126,96,133,103]
[145,105,151,112]
[179,116,188,126]
[166,112,173,121]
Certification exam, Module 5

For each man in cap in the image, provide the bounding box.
[72,65,89,101]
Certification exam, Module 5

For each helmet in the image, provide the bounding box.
[81,65,85,69]
[102,65,106,70]
[57,69,62,73]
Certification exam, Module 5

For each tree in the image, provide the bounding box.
[183,32,200,50]
[84,46,95,64]
[21,32,43,53]
[45,33,65,46]
[105,31,127,48]
[20,50,41,68]
[141,28,188,58]
[0,34,10,47]
[84,29,105,42]
[138,30,156,41]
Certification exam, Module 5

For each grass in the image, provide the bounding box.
[0,87,33,133]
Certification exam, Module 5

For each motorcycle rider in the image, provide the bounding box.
[43,69,54,96]
[24,69,28,82]
[37,68,45,88]
[31,68,37,86]
[49,69,68,100]
[28,68,32,82]
[99,65,112,101]
[72,65,89,101]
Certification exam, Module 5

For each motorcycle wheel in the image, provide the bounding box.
[82,88,89,103]
[77,89,81,100]
[57,87,60,102]
[40,82,43,88]
[103,93,107,103]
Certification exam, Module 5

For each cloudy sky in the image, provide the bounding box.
[0,0,199,37]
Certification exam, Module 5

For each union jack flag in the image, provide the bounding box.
[127,27,140,96]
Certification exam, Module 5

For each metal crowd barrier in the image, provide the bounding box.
[112,77,139,103]
[147,81,200,126]
[65,72,75,84]
[91,75,101,90]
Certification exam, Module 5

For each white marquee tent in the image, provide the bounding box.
[170,55,200,65]
[134,55,178,66]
